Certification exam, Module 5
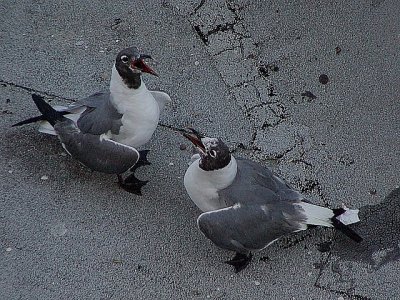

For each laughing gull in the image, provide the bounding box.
[13,47,171,195]
[182,129,362,272]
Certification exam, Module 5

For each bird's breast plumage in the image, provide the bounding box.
[184,157,238,212]
[112,90,160,147]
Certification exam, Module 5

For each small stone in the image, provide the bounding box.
[316,241,332,253]
[5,247,12,252]
[319,74,329,84]
[179,144,187,151]
[338,297,345,300]
[247,53,255,59]
[75,41,84,46]
[243,82,249,87]
[50,223,67,236]
[369,189,377,195]
[40,175,49,180]
[194,61,200,66]
[169,162,174,166]
[313,262,323,269]
[8,170,13,174]
[112,258,122,264]
[254,280,261,286]
[271,65,279,72]
[115,39,120,43]
[335,46,342,55]
[301,91,317,100]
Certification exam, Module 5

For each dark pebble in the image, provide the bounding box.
[179,144,187,151]
[301,91,317,100]
[316,241,332,253]
[319,74,329,84]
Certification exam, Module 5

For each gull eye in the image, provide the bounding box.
[121,55,129,63]
[210,150,217,158]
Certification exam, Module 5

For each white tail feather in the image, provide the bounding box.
[336,208,360,225]
[297,202,334,227]
[38,113,82,136]
[297,202,361,227]
[38,121,57,135]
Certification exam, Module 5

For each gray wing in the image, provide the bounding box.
[197,203,307,253]
[57,91,111,112]
[150,91,171,112]
[76,92,123,135]
[219,158,305,207]
[54,118,138,174]
[52,91,123,135]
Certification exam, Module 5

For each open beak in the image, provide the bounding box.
[131,54,158,76]
[182,128,206,153]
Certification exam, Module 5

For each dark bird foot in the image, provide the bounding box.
[117,174,148,195]
[119,150,151,195]
[225,252,253,273]
[130,150,151,172]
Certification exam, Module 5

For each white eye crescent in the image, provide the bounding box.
[121,55,129,63]
[210,150,217,158]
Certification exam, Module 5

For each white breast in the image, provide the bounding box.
[109,65,160,148]
[184,156,237,212]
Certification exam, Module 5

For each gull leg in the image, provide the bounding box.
[117,150,151,195]
[225,252,253,273]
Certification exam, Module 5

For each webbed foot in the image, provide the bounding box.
[119,150,151,195]
[225,252,253,273]
[117,173,148,195]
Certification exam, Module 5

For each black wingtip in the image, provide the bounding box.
[331,217,363,243]
[31,94,64,126]
[12,115,46,127]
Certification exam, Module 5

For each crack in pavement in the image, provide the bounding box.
[0,79,76,102]
[189,0,206,16]
[168,0,337,215]
[314,251,372,300]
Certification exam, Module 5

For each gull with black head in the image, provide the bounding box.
[182,129,362,272]
[13,47,171,195]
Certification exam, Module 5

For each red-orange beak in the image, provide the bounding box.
[131,54,158,76]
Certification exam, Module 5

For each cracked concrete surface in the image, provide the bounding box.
[1,0,399,299]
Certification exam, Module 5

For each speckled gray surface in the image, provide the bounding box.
[1,0,399,299]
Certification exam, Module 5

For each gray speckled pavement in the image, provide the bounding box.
[1,1,399,299]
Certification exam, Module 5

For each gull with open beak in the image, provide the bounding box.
[13,47,171,195]
[182,129,362,272]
